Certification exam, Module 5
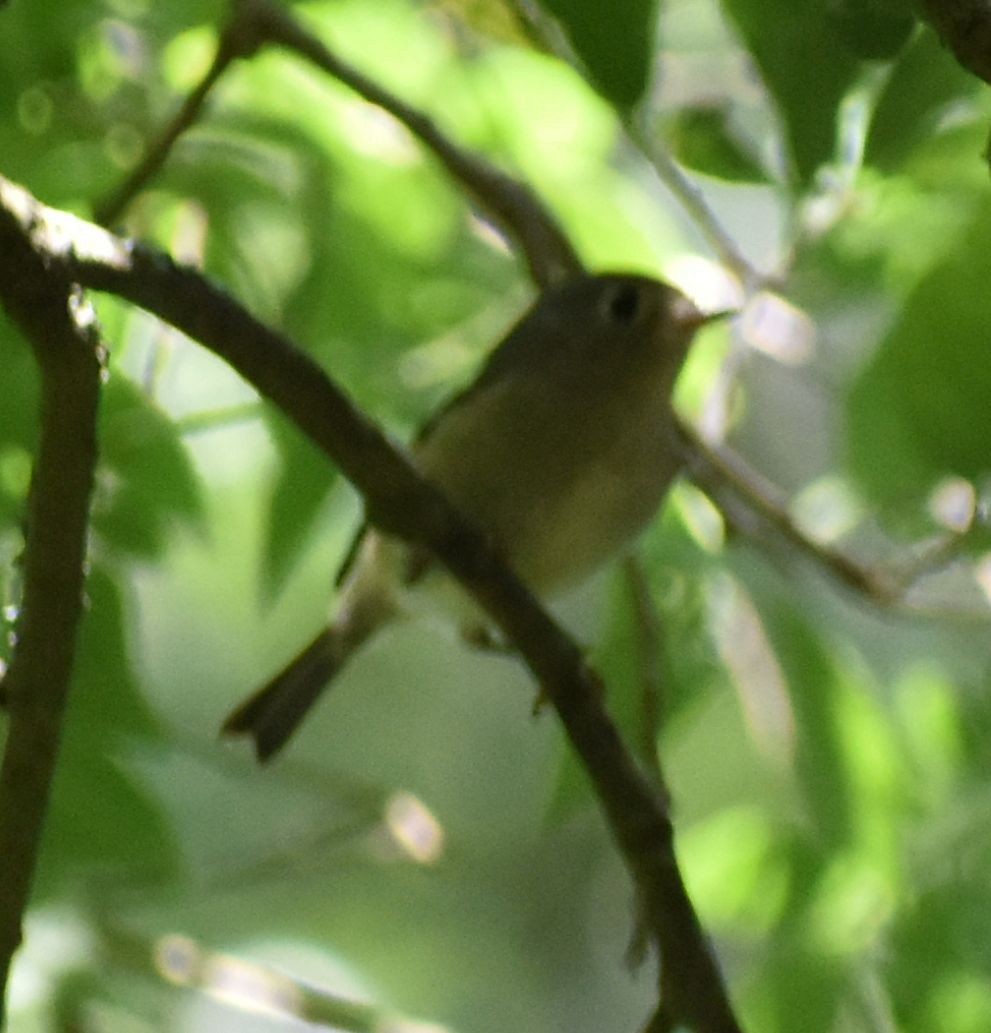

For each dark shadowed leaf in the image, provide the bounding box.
[536,0,658,109]
[263,414,338,596]
[93,377,202,557]
[866,29,979,171]
[34,568,178,897]
[667,106,768,182]
[720,0,860,183]
[828,0,916,60]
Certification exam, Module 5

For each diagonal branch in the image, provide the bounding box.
[508,0,767,291]
[624,117,767,292]
[0,175,745,1033]
[677,419,991,622]
[247,0,583,286]
[676,419,894,602]
[0,190,105,1025]
[95,0,583,286]
[94,4,269,227]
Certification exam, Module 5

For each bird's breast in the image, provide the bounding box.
[416,369,680,595]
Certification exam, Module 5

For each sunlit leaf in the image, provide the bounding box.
[679,806,790,931]
[846,202,991,515]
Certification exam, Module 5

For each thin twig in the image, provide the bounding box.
[245,0,583,286]
[625,117,767,292]
[94,7,269,226]
[677,418,991,622]
[676,417,893,600]
[0,187,105,1024]
[0,176,745,1033]
[95,920,431,1032]
[506,0,584,70]
[622,553,679,1018]
[95,0,583,286]
[507,0,766,291]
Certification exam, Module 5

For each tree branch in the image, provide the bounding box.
[93,5,268,227]
[507,0,767,291]
[248,0,583,286]
[95,0,583,286]
[677,419,990,623]
[624,118,768,293]
[100,922,431,1032]
[676,419,894,602]
[0,186,105,1026]
[0,174,744,1033]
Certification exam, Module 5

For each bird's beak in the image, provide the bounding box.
[672,294,737,332]
[699,308,737,326]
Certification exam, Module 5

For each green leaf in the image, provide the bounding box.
[719,0,860,183]
[263,414,338,596]
[34,568,178,896]
[546,507,720,824]
[0,320,41,450]
[0,324,40,530]
[535,0,658,110]
[846,202,991,513]
[93,377,202,558]
[828,0,916,60]
[724,557,856,845]
[866,29,979,172]
[667,106,768,182]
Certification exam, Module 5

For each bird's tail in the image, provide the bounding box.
[222,628,350,761]
[224,531,401,761]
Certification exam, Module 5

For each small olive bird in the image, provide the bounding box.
[223,272,720,760]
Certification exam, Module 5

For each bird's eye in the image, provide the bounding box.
[604,283,641,324]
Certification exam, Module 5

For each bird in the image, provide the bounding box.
[223,271,719,761]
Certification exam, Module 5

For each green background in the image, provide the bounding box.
[2,0,991,1030]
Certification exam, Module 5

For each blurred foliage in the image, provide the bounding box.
[848,198,991,517]
[718,0,862,183]
[828,0,917,60]
[534,0,658,109]
[2,0,991,1032]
